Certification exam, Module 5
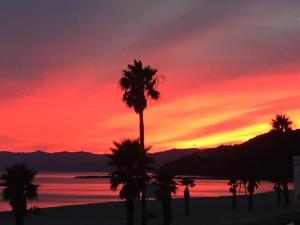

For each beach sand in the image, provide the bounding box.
[1,192,300,225]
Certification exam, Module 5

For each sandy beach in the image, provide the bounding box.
[1,191,300,225]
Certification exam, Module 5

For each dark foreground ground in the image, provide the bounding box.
[1,191,300,225]
[243,211,300,225]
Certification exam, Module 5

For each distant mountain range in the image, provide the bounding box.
[1,129,299,177]
[0,148,199,172]
[160,129,300,180]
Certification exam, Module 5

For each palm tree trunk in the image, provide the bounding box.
[139,111,146,225]
[162,200,169,225]
[185,196,190,215]
[13,202,26,225]
[283,182,290,205]
[139,111,145,151]
[15,214,25,225]
[126,198,135,225]
[232,193,237,210]
[248,193,253,211]
[141,188,146,225]
[279,134,290,205]
[184,187,190,215]
[167,199,172,223]
[276,190,281,204]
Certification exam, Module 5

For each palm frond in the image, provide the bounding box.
[119,60,161,113]
[0,164,38,203]
[181,177,195,187]
[107,139,153,201]
[271,113,293,133]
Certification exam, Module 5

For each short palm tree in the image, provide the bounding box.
[0,164,38,225]
[119,59,161,225]
[153,172,177,225]
[271,113,293,133]
[238,179,247,195]
[271,113,293,205]
[273,181,283,204]
[108,139,153,225]
[180,177,195,215]
[247,179,260,211]
[228,179,238,210]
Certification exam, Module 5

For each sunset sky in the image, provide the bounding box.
[0,0,299,153]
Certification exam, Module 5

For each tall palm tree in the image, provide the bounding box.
[119,59,160,225]
[228,179,238,210]
[153,172,177,225]
[271,113,293,205]
[180,177,195,215]
[108,139,153,225]
[247,179,260,211]
[0,164,38,225]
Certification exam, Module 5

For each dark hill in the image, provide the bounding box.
[160,129,300,180]
[150,148,199,168]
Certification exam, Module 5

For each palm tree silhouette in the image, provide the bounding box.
[180,177,195,215]
[108,139,153,225]
[238,179,247,195]
[0,164,38,225]
[228,179,238,210]
[119,59,160,225]
[271,113,293,205]
[273,181,283,205]
[247,179,260,211]
[271,113,292,133]
[153,172,177,225]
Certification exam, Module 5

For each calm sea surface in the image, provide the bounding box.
[0,172,289,211]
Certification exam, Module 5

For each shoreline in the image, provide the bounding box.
[0,191,277,213]
[1,191,300,225]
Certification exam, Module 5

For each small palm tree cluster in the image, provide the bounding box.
[108,139,198,225]
[228,179,261,211]
[108,138,188,225]
[153,172,177,225]
[0,164,38,225]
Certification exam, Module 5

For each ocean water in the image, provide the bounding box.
[0,172,287,212]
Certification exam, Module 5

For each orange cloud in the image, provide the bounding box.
[0,68,298,153]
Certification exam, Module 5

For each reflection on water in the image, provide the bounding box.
[0,172,290,211]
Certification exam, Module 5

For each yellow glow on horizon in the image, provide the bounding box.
[171,123,270,149]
